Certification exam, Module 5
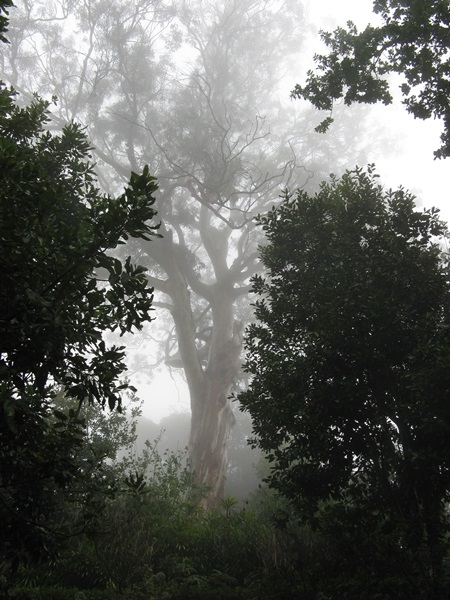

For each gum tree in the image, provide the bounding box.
[4,0,365,506]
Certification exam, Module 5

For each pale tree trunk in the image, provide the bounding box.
[188,294,241,507]
[157,225,244,508]
[189,372,237,507]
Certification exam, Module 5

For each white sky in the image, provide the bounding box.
[138,0,450,422]
[305,0,449,222]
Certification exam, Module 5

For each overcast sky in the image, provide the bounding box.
[306,0,449,223]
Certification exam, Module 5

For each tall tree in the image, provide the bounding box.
[4,0,364,506]
[145,0,307,505]
[239,167,450,597]
[292,0,450,158]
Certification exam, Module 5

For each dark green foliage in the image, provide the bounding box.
[63,453,271,590]
[0,81,160,569]
[0,88,160,408]
[239,166,450,596]
[4,407,319,598]
[9,587,118,600]
[8,438,294,600]
[0,88,159,410]
[0,0,13,43]
[4,413,353,600]
[292,0,450,158]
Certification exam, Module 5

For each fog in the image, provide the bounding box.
[305,0,449,221]
[134,0,449,424]
[4,0,449,502]
[4,2,450,593]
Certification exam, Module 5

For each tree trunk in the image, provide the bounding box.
[189,370,236,507]
[188,309,241,506]
[163,231,242,508]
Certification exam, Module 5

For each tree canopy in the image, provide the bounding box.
[0,0,12,41]
[0,90,159,410]
[0,78,160,563]
[292,0,450,158]
[239,166,450,596]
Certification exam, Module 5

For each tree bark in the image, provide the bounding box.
[158,225,242,508]
[188,292,241,507]
[189,369,237,507]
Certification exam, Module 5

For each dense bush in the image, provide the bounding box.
[15,422,424,600]
[7,436,324,600]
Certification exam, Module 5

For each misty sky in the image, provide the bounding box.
[308,0,449,223]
